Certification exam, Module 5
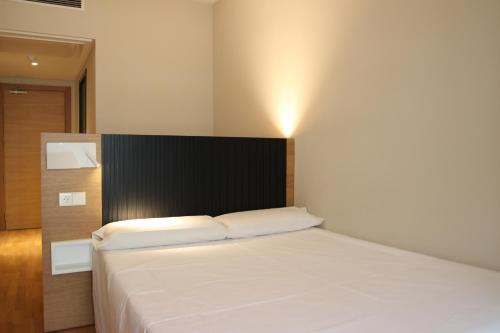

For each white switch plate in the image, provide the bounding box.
[59,192,86,206]
[72,192,86,206]
[59,193,73,206]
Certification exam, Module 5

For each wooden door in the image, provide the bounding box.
[1,85,70,230]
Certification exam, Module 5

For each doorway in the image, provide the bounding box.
[0,32,95,231]
[0,84,71,230]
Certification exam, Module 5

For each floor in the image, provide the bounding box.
[0,229,95,333]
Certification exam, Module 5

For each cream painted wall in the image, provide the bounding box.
[0,0,213,135]
[214,0,500,270]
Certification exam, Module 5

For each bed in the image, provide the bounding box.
[94,136,500,332]
[93,227,500,333]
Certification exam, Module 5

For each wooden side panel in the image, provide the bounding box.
[75,42,96,134]
[0,85,5,230]
[85,44,96,134]
[41,133,101,332]
[286,138,295,207]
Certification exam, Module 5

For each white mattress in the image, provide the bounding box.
[93,228,500,333]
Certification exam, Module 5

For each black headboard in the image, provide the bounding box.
[101,135,287,225]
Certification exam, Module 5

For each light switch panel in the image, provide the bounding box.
[72,192,86,206]
[59,192,86,206]
[59,193,73,206]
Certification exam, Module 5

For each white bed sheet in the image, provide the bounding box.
[93,228,500,333]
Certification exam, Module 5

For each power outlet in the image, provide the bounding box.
[59,193,73,207]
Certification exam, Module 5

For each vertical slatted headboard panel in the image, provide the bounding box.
[102,135,287,224]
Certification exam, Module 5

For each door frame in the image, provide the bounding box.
[0,83,71,230]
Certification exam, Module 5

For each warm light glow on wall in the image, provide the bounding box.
[253,50,309,138]
[243,2,334,139]
[262,79,311,138]
[278,95,298,138]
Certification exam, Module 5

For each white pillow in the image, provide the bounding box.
[92,215,228,250]
[215,207,323,239]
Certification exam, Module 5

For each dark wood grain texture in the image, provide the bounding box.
[102,135,287,224]
[0,85,5,230]
[286,138,295,206]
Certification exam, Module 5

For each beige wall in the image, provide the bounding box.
[0,0,213,135]
[214,0,500,270]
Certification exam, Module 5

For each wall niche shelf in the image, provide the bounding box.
[51,239,92,275]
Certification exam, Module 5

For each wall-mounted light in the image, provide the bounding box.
[28,55,39,66]
[46,143,100,169]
